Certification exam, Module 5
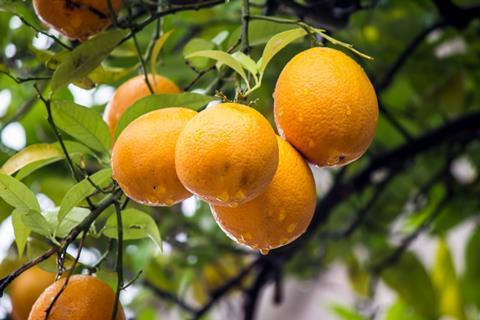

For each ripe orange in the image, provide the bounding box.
[175,103,279,207]
[111,107,197,206]
[9,267,56,320]
[274,47,378,167]
[104,74,182,136]
[210,136,316,254]
[28,275,124,320]
[32,0,123,40]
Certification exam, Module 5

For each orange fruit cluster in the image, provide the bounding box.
[110,46,377,255]
[33,0,123,40]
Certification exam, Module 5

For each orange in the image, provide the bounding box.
[104,74,181,136]
[175,103,279,207]
[111,107,196,206]
[210,136,316,254]
[274,47,378,167]
[9,267,56,320]
[33,0,123,40]
[28,275,124,320]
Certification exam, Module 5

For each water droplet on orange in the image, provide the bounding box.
[216,192,230,202]
[260,249,270,255]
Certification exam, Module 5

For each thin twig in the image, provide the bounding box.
[0,247,57,296]
[18,16,72,50]
[372,194,450,274]
[34,84,97,208]
[107,0,119,27]
[132,32,154,94]
[143,280,197,313]
[44,231,87,319]
[0,81,47,131]
[241,0,250,54]
[193,259,261,319]
[183,38,241,91]
[111,201,124,320]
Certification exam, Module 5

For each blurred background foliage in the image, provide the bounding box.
[0,0,479,319]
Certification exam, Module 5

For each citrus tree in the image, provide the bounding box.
[0,0,479,319]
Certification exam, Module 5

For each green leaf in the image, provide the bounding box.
[51,29,128,92]
[103,208,162,251]
[89,65,138,84]
[211,31,229,46]
[258,27,307,74]
[185,50,250,86]
[20,209,52,237]
[151,30,174,78]
[0,144,63,176]
[346,254,369,297]
[0,0,17,11]
[228,20,296,47]
[71,77,96,90]
[231,51,258,77]
[51,100,112,153]
[56,207,91,238]
[15,141,93,180]
[42,207,91,238]
[463,227,480,307]
[0,173,40,211]
[58,168,112,222]
[385,300,426,320]
[329,304,366,320]
[432,238,465,319]
[183,38,216,69]
[16,157,63,180]
[115,93,216,137]
[11,209,30,256]
[382,252,438,319]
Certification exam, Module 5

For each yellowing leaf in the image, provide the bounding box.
[0,144,63,176]
[186,50,250,88]
[432,238,465,320]
[258,28,307,74]
[150,30,174,80]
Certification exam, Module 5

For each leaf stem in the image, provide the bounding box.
[18,16,72,50]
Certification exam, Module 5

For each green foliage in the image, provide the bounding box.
[151,29,174,77]
[16,141,93,180]
[184,38,217,69]
[11,209,29,255]
[0,173,40,211]
[51,29,128,92]
[463,227,480,308]
[51,100,112,153]
[382,252,438,319]
[103,208,162,251]
[58,168,112,221]
[0,143,63,175]
[432,238,465,319]
[329,304,367,320]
